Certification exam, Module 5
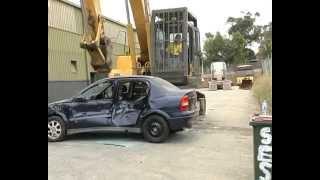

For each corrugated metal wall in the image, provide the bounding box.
[48,0,141,75]
[48,0,141,102]
[48,28,88,81]
[48,0,83,34]
[49,0,87,81]
[48,81,88,102]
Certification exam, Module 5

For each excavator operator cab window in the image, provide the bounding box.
[167,33,183,57]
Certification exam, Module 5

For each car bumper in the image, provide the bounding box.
[168,112,197,130]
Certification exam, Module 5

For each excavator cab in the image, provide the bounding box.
[79,1,202,86]
[151,7,202,85]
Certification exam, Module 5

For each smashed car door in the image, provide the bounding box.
[75,99,113,128]
[70,80,114,128]
[112,80,149,126]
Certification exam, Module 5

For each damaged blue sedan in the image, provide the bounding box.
[48,76,206,143]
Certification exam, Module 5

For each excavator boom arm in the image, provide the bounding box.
[80,0,151,76]
[128,0,151,65]
[80,0,112,74]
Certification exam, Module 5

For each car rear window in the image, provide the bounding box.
[151,77,180,91]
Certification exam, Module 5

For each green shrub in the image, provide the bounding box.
[252,74,272,114]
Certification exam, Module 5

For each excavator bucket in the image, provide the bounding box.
[240,79,253,89]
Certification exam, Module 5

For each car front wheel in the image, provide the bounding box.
[48,116,66,142]
[142,115,170,143]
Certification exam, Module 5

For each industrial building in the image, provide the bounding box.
[48,0,140,102]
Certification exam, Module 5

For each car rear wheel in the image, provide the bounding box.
[142,115,170,143]
[48,116,66,142]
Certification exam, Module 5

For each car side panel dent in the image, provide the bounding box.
[112,101,141,126]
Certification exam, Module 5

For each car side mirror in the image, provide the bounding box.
[73,97,87,102]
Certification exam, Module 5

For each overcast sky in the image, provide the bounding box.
[69,0,272,51]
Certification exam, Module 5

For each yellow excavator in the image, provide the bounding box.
[80,0,151,81]
[80,0,202,85]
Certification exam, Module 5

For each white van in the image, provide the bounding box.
[210,62,227,81]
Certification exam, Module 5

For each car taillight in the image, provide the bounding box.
[180,95,189,111]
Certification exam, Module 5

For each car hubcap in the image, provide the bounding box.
[48,120,62,140]
[149,122,162,137]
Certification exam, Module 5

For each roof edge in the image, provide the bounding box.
[58,0,132,29]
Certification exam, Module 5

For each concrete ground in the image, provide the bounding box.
[48,87,259,180]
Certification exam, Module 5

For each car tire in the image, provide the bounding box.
[142,115,170,143]
[198,98,206,116]
[48,116,66,142]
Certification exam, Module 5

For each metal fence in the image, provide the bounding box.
[261,58,272,75]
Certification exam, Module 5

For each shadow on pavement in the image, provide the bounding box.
[66,132,144,142]
[166,132,197,144]
[64,131,197,145]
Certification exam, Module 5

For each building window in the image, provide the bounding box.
[71,60,78,73]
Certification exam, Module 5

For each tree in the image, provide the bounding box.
[227,11,262,46]
[203,11,270,68]
[203,31,247,66]
[205,32,214,39]
[203,32,226,63]
[257,22,272,59]
[221,39,234,65]
[230,32,247,64]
